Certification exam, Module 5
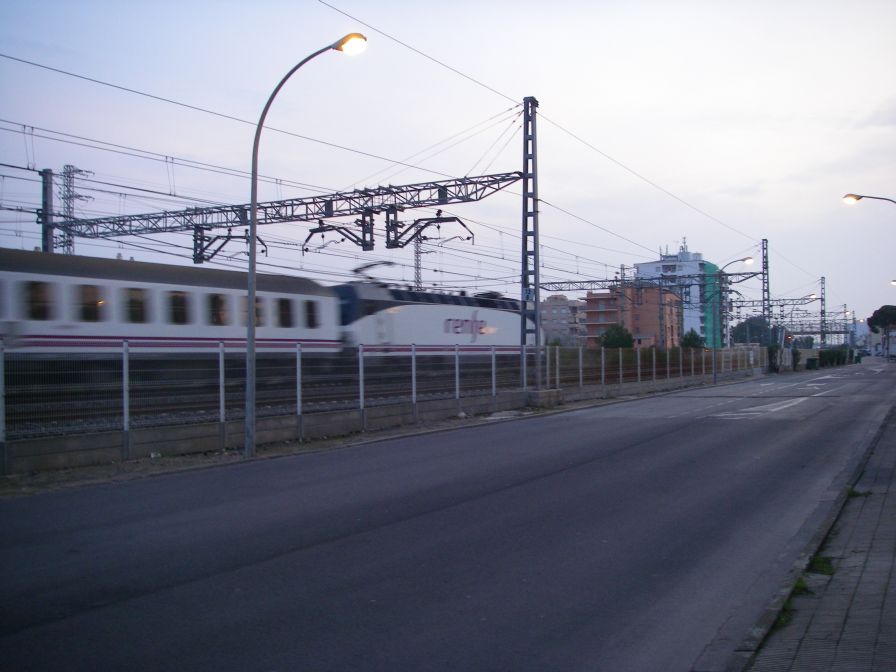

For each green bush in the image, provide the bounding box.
[819,348,849,367]
[767,344,780,373]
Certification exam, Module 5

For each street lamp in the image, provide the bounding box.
[717,256,753,348]
[843,193,896,206]
[711,256,755,381]
[245,33,367,457]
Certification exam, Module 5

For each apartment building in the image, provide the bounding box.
[540,294,586,346]
[633,241,722,348]
[583,283,681,349]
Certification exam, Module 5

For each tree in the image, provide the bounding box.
[600,324,634,348]
[730,315,769,345]
[794,335,814,349]
[868,305,896,359]
[867,305,896,334]
[680,328,704,349]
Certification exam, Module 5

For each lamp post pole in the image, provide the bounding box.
[714,256,753,383]
[245,33,366,458]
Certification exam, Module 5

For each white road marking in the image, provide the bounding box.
[705,396,809,420]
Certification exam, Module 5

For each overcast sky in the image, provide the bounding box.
[1,0,894,325]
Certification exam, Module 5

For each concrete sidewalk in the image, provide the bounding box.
[745,408,896,672]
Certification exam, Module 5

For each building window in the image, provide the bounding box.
[77,284,106,322]
[25,281,53,320]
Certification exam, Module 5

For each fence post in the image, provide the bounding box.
[601,346,606,393]
[522,344,528,391]
[296,343,303,442]
[0,340,6,476]
[219,341,227,449]
[690,348,695,379]
[618,347,623,387]
[412,344,418,423]
[712,347,717,384]
[455,344,461,412]
[546,345,551,389]
[578,347,583,389]
[358,344,366,431]
[652,347,656,384]
[636,347,641,385]
[122,340,130,461]
[491,345,497,411]
[679,347,683,379]
[556,346,560,390]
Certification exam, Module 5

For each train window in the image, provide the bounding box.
[123,288,149,323]
[276,298,294,328]
[76,285,106,322]
[304,300,319,329]
[25,281,54,320]
[167,291,190,325]
[239,296,265,327]
[207,293,229,326]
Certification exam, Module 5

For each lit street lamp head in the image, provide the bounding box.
[333,33,367,55]
[842,192,896,206]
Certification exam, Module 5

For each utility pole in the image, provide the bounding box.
[618,264,627,330]
[520,96,541,388]
[59,164,92,255]
[414,235,423,290]
[761,238,770,345]
[39,169,54,253]
[820,276,827,347]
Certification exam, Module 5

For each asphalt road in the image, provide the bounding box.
[2,361,894,671]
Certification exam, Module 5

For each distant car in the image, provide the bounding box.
[859,349,871,356]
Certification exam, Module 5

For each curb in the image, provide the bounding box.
[723,404,895,672]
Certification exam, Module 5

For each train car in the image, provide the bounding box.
[333,281,529,354]
[0,248,342,355]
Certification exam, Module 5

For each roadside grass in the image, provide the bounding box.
[807,555,835,576]
[772,558,833,633]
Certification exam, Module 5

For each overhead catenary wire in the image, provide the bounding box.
[3,42,770,297]
[316,0,761,246]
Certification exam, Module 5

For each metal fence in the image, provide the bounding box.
[1,342,764,443]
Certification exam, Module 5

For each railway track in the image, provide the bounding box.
[4,366,522,440]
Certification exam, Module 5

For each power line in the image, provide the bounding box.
[0,56,455,180]
[317,1,759,246]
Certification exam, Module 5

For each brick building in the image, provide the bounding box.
[583,283,682,349]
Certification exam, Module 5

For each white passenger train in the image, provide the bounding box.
[0,248,527,355]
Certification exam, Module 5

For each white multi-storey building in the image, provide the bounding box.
[633,240,722,348]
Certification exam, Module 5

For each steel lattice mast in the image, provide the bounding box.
[520,96,541,388]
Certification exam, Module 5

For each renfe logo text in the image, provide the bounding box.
[444,310,488,342]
